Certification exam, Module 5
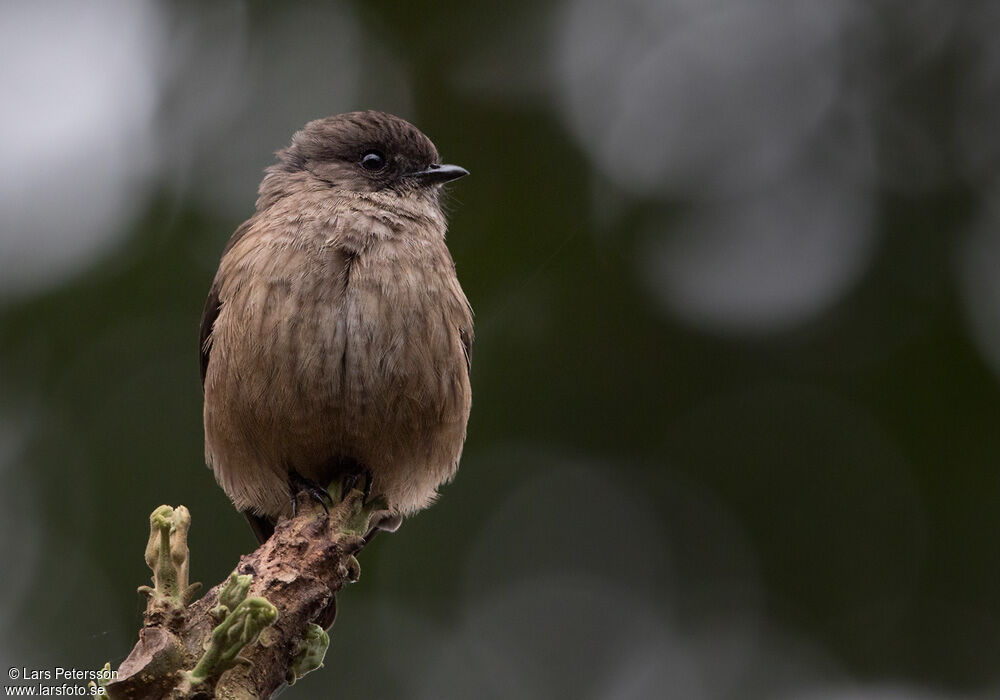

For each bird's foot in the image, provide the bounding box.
[343,468,373,501]
[327,466,373,505]
[288,471,334,517]
[344,470,400,535]
[340,491,392,537]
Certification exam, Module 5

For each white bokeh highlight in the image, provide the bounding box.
[0,1,413,298]
[548,0,879,334]
[0,0,162,298]
[554,0,852,198]
[640,170,874,334]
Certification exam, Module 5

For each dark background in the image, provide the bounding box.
[3,1,1000,698]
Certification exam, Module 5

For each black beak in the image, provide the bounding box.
[409,163,469,186]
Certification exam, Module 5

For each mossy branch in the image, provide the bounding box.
[104,490,387,699]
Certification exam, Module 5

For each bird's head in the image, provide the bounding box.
[259,111,467,208]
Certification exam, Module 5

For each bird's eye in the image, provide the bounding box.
[360,150,387,171]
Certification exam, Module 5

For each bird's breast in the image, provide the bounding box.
[331,239,470,417]
[211,231,469,439]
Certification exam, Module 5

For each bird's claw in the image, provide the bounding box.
[288,471,334,516]
[340,468,373,501]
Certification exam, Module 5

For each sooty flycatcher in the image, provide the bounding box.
[199,111,472,544]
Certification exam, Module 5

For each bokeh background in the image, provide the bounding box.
[3,1,1000,698]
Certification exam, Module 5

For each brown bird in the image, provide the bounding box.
[199,111,473,544]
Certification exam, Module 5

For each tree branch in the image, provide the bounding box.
[104,489,383,699]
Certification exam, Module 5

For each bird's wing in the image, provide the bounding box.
[460,326,473,378]
[199,284,220,389]
[200,219,254,389]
